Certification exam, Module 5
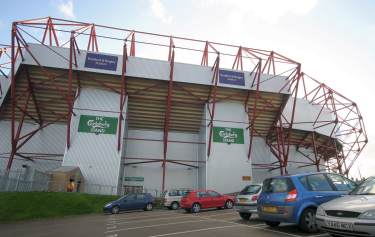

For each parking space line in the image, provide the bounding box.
[107,215,196,226]
[198,215,305,237]
[197,212,237,217]
[105,219,212,234]
[147,224,241,237]
[107,212,181,222]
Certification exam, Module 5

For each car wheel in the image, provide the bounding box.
[144,203,153,211]
[265,221,280,227]
[111,206,120,214]
[239,212,252,220]
[171,202,179,210]
[191,203,201,213]
[225,200,233,209]
[299,208,318,233]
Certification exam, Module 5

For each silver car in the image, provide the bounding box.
[162,189,191,210]
[316,176,375,237]
[234,184,262,220]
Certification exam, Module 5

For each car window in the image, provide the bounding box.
[239,185,261,195]
[299,176,309,190]
[136,194,146,200]
[327,173,356,191]
[168,190,178,196]
[197,191,209,198]
[124,194,136,201]
[178,190,190,196]
[350,177,375,195]
[208,191,221,197]
[306,174,333,191]
[182,191,191,197]
[263,178,294,193]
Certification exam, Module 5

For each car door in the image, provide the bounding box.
[301,174,340,205]
[120,194,137,211]
[197,191,212,208]
[208,191,223,207]
[135,194,147,209]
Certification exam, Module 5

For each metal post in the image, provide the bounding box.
[66,32,74,149]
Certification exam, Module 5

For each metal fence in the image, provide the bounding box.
[0,174,161,197]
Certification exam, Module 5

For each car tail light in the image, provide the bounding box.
[285,189,298,202]
[251,195,258,201]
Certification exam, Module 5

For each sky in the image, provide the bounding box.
[0,0,374,178]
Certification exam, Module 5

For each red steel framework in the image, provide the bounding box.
[0,17,368,189]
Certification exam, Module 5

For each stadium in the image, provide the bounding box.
[0,17,368,195]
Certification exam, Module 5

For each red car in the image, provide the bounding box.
[180,189,235,213]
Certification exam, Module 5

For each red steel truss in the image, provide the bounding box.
[1,17,368,189]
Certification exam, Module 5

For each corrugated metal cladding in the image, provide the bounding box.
[62,88,126,192]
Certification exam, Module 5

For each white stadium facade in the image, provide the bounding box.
[0,17,368,195]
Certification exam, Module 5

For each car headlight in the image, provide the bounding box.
[104,203,112,207]
[359,210,375,219]
[316,206,326,216]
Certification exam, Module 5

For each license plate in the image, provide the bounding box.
[263,206,278,213]
[326,220,354,231]
[239,198,247,204]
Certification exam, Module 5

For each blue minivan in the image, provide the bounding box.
[103,193,155,214]
[257,172,357,233]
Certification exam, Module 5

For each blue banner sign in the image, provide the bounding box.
[219,70,245,86]
[84,52,118,71]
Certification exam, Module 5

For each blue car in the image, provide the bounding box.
[257,172,357,233]
[103,193,155,214]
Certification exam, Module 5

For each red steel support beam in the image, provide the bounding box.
[162,42,175,191]
[87,24,99,52]
[118,43,128,151]
[41,17,59,47]
[66,32,74,149]
[6,23,17,173]
[206,54,220,157]
[248,59,262,159]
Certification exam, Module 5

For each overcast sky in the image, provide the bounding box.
[1,0,374,178]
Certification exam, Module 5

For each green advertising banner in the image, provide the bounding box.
[213,127,244,144]
[78,115,118,135]
[124,177,144,182]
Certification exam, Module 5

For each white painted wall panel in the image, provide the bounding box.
[123,129,199,192]
[205,101,252,194]
[62,88,126,193]
[283,98,335,137]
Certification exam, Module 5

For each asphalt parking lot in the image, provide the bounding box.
[0,209,330,237]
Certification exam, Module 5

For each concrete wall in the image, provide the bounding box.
[123,129,200,192]
[62,88,127,193]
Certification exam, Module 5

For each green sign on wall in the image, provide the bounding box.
[78,115,118,135]
[213,127,244,144]
[124,177,144,182]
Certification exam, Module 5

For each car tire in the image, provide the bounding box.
[299,208,318,233]
[111,206,120,214]
[239,212,252,220]
[144,203,153,211]
[225,200,233,209]
[191,203,201,213]
[171,202,179,210]
[265,221,280,227]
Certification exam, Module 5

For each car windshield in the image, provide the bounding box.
[182,191,191,197]
[239,185,261,195]
[350,177,375,195]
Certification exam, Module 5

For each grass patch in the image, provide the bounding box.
[0,192,118,222]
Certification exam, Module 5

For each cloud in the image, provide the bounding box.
[58,0,75,19]
[149,0,173,24]
[201,0,318,24]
